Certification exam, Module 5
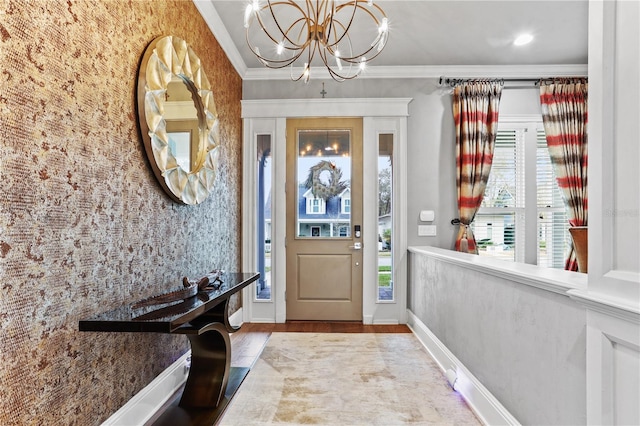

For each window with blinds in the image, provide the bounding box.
[471,122,569,269]
[472,130,523,262]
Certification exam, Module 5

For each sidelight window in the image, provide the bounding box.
[257,134,272,300]
[378,133,394,301]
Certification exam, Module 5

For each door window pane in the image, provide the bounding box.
[297,130,351,238]
[378,134,393,301]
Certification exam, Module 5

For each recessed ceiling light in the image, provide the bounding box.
[514,33,534,46]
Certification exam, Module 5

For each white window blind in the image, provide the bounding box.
[536,129,570,268]
[481,130,519,209]
[472,122,569,269]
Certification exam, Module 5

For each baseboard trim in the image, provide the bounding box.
[101,308,246,425]
[407,310,520,426]
[101,351,191,426]
[372,319,400,325]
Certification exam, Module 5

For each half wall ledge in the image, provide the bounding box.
[408,246,587,296]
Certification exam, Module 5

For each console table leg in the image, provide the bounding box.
[179,322,230,408]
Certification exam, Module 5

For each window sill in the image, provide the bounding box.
[408,245,587,296]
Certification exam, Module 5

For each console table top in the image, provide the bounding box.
[79,272,259,334]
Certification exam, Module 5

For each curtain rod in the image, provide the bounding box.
[439,77,540,86]
[439,76,587,87]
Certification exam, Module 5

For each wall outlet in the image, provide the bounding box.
[418,225,437,236]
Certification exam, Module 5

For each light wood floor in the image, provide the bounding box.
[230,321,412,368]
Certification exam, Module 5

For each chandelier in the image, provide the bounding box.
[243,0,389,82]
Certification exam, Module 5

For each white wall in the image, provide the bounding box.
[576,1,640,424]
[610,2,640,274]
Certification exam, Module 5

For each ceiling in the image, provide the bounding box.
[196,0,588,80]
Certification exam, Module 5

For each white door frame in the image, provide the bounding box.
[242,98,412,324]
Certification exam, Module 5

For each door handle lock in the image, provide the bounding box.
[349,242,362,250]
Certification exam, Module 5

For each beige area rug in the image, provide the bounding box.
[219,333,481,425]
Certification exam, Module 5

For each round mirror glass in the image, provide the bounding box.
[136,35,220,205]
[165,76,199,173]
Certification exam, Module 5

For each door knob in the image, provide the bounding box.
[349,242,362,250]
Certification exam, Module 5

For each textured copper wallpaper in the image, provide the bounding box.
[0,1,243,424]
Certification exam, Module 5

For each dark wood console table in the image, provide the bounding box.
[79,272,260,425]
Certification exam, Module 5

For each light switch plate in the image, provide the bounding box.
[418,225,437,236]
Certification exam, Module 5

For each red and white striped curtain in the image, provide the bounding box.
[453,81,503,254]
[539,78,588,271]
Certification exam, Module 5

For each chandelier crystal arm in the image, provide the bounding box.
[263,1,309,48]
[323,18,376,65]
[247,10,308,68]
[324,0,358,48]
[327,2,388,62]
[245,31,303,69]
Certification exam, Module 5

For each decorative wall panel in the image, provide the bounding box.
[0,1,243,424]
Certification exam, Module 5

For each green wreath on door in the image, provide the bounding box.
[304,160,348,201]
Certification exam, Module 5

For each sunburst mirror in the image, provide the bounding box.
[136,35,220,205]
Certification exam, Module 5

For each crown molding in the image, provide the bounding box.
[243,64,588,81]
[193,0,247,78]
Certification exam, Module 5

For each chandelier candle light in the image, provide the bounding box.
[244,0,389,82]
